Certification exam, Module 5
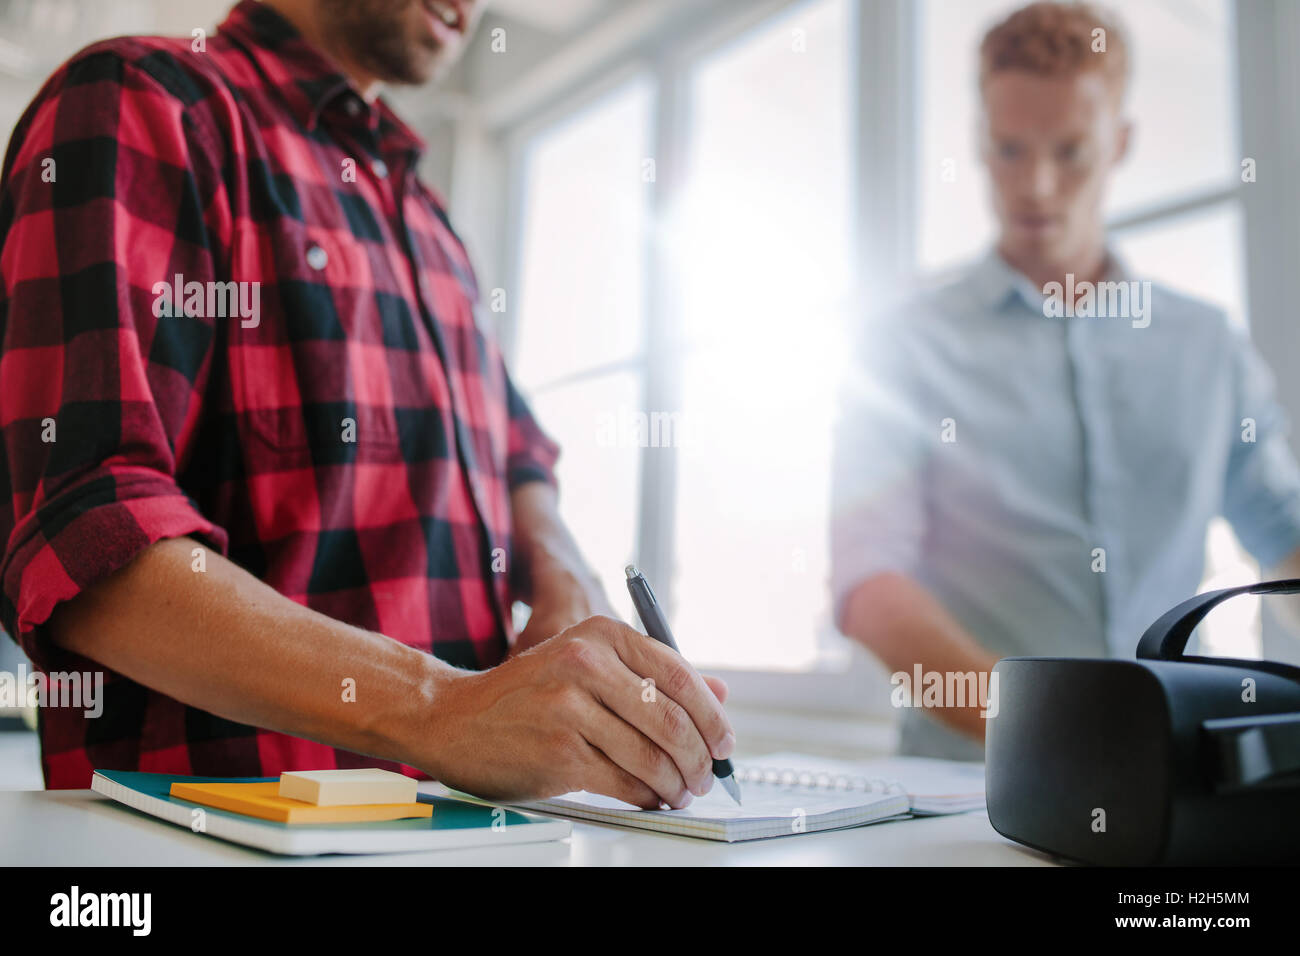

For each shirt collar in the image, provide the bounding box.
[969,246,1134,317]
[217,0,425,157]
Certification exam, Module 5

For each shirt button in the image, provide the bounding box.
[371,159,389,179]
[343,97,361,117]
[306,244,329,271]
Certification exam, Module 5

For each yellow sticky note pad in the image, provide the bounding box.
[169,781,432,825]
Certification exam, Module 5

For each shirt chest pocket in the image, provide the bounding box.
[230,223,402,458]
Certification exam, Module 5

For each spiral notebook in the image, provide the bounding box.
[512,752,981,842]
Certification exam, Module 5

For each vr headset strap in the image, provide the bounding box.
[1138,577,1300,681]
[1138,578,1300,789]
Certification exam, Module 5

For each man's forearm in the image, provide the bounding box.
[509,482,612,631]
[43,533,736,806]
[841,571,999,742]
[47,537,457,775]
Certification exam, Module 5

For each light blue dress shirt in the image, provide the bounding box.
[831,249,1300,759]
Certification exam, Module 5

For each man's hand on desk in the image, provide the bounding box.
[423,615,735,810]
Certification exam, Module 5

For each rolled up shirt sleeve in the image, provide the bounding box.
[1222,329,1300,570]
[0,51,230,668]
[503,369,560,491]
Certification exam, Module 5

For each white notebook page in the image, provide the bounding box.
[543,777,902,821]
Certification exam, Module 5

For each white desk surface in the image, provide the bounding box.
[0,789,1057,866]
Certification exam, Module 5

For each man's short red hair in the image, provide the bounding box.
[979,1,1129,103]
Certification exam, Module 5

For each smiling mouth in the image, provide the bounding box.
[423,0,464,33]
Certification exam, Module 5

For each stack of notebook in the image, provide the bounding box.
[92,768,570,855]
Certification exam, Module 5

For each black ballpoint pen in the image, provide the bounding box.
[624,564,743,805]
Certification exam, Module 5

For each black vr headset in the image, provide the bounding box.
[986,579,1300,865]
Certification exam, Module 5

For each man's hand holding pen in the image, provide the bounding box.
[422,615,736,810]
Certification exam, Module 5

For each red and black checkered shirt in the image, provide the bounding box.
[0,0,560,788]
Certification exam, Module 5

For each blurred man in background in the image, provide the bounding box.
[832,1,1300,758]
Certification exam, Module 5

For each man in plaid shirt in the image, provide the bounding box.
[0,0,733,806]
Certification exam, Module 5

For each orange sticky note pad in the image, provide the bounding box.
[169,781,433,825]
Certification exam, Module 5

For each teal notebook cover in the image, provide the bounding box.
[93,769,571,855]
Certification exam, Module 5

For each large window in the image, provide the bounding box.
[505,0,1264,690]
[671,0,853,670]
[513,78,654,623]
[513,0,854,672]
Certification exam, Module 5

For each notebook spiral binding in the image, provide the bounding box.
[734,764,906,795]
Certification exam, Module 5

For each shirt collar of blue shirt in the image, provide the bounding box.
[970,246,1135,317]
